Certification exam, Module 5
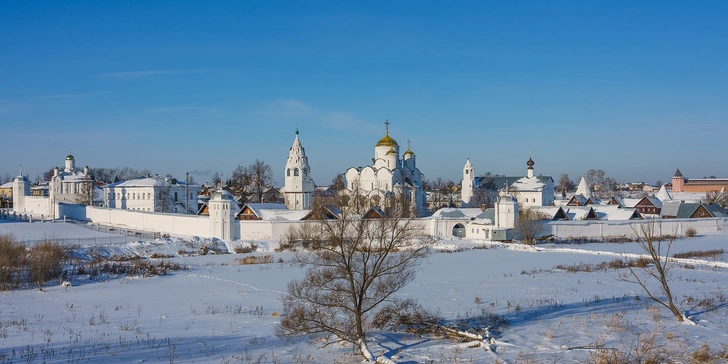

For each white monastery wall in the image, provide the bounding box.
[20,196,52,216]
[539,218,728,239]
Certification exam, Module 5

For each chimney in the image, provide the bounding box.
[481,204,486,211]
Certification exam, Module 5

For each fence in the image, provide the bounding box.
[19,220,163,247]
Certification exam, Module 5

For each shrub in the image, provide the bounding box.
[27,240,66,287]
[235,243,258,254]
[235,255,274,265]
[0,234,26,291]
[684,227,698,238]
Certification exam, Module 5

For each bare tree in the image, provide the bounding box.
[618,221,684,322]
[704,190,728,208]
[245,160,274,203]
[470,187,498,209]
[73,179,94,206]
[229,165,251,201]
[42,168,55,182]
[516,209,548,245]
[331,174,345,192]
[211,172,222,187]
[558,173,575,193]
[277,204,431,361]
[154,176,175,213]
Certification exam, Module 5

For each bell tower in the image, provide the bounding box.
[461,158,475,207]
[284,128,314,210]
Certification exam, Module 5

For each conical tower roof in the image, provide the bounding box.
[656,184,672,202]
[673,168,683,178]
[575,177,592,198]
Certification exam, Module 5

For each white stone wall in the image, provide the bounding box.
[239,220,301,241]
[18,196,52,216]
[65,206,212,237]
[539,218,728,239]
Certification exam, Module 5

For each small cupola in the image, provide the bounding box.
[526,153,535,178]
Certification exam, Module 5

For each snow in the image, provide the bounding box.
[512,175,545,191]
[1,219,727,362]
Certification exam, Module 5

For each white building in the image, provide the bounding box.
[343,122,427,216]
[49,153,93,204]
[104,175,198,214]
[461,155,555,209]
[282,129,314,210]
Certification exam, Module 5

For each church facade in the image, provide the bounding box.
[343,122,427,216]
[50,153,93,204]
[461,156,555,209]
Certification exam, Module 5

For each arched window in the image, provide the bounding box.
[287,169,291,177]
[302,167,307,176]
[294,168,299,176]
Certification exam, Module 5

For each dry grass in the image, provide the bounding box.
[235,255,276,265]
[554,258,650,273]
[673,249,724,260]
[0,235,68,290]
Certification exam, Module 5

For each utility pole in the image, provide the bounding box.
[185,172,189,215]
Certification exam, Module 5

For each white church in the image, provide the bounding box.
[50,152,93,204]
[461,155,555,209]
[343,121,427,217]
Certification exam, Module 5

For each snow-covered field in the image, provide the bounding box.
[1,220,727,363]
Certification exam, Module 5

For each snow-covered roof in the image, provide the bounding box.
[0,182,13,189]
[469,208,494,225]
[563,206,595,221]
[529,206,567,220]
[590,205,641,220]
[259,209,309,221]
[511,176,547,191]
[660,200,681,217]
[430,207,485,219]
[240,203,289,219]
[108,176,196,188]
[669,192,705,202]
[473,175,552,192]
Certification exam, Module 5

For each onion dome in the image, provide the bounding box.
[375,120,399,147]
[66,152,75,160]
[376,133,399,147]
[527,157,535,169]
[404,139,414,156]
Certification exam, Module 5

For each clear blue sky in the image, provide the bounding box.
[2,1,726,186]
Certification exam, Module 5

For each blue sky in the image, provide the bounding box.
[1,1,726,186]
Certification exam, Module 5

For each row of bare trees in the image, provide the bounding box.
[224,160,276,203]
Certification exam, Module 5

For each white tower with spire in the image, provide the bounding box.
[284,128,314,210]
[208,186,237,240]
[461,158,475,207]
[12,165,30,213]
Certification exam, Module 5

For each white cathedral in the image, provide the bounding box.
[343,122,427,216]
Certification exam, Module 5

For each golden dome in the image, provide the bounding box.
[404,149,414,156]
[376,132,399,147]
